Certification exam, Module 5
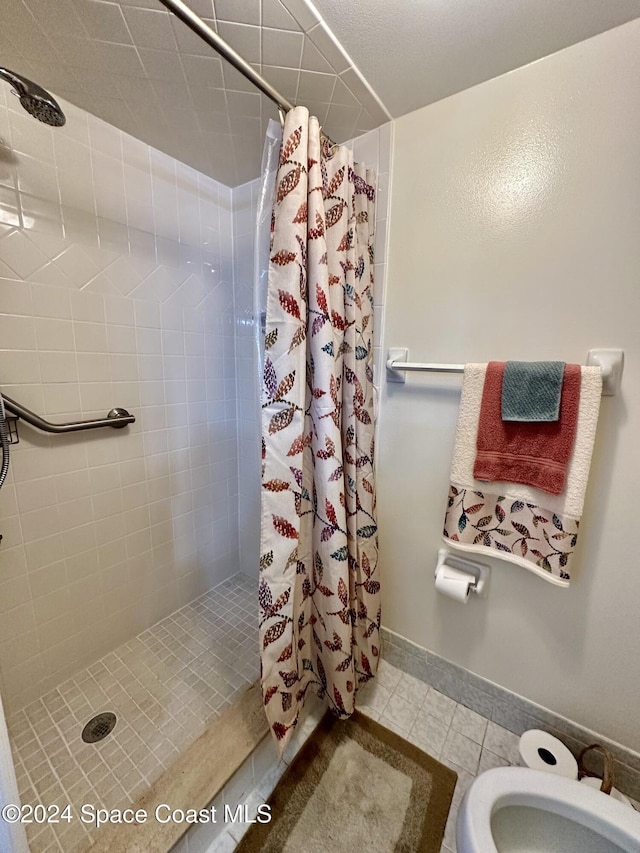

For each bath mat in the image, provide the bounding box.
[235,711,457,853]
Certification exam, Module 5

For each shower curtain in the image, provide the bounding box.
[259,106,380,748]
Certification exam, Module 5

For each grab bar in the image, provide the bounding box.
[2,395,135,433]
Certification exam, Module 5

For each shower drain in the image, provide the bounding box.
[81,712,117,744]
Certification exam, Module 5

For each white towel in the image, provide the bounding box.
[443,364,602,586]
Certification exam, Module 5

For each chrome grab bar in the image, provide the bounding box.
[2,395,135,433]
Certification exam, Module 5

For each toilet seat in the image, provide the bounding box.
[456,766,640,852]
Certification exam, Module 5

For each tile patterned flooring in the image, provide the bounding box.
[207,658,524,853]
[9,615,631,853]
[357,659,521,853]
[7,573,258,853]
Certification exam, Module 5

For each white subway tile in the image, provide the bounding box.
[1,349,41,384]
[38,351,78,384]
[62,521,97,559]
[52,244,101,287]
[73,321,109,353]
[35,317,75,351]
[16,477,57,514]
[69,289,105,323]
[104,295,135,327]
[21,505,61,541]
[55,470,92,504]
[0,314,37,349]
[0,576,32,614]
[77,353,110,383]
[57,496,94,530]
[2,279,34,316]
[0,88,248,718]
[24,535,64,572]
[42,382,82,416]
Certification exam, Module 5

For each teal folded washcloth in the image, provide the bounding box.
[501,361,565,422]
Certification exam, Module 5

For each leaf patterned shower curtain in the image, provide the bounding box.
[259,106,380,748]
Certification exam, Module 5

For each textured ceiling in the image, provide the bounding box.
[313,0,640,118]
[0,0,388,186]
[1,0,639,187]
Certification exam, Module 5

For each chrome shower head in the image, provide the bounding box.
[0,67,66,127]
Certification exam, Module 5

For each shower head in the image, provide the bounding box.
[0,67,66,127]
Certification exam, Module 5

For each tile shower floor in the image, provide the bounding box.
[7,572,258,853]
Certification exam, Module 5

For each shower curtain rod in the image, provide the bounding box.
[158,0,295,115]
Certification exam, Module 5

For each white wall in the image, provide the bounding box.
[380,20,640,751]
[0,89,240,712]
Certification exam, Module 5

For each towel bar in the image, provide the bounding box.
[386,348,624,396]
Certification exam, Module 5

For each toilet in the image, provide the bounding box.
[456,766,640,852]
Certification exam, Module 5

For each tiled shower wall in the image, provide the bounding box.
[0,87,240,713]
[232,177,262,578]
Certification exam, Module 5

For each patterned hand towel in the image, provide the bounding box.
[443,364,602,586]
[474,361,581,495]
[501,361,565,421]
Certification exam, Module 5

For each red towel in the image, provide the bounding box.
[473,362,581,495]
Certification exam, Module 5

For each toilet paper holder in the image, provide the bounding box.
[435,548,491,597]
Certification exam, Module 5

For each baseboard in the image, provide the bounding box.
[380,626,640,802]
